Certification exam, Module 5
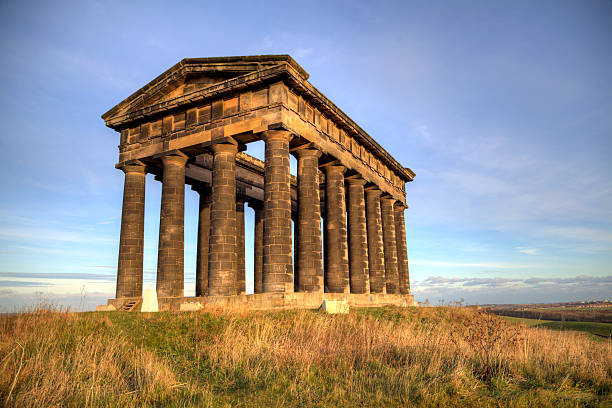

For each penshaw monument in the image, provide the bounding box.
[101,55,415,311]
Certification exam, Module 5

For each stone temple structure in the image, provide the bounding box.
[101,55,415,311]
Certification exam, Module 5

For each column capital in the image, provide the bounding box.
[346,176,367,186]
[261,129,293,142]
[160,154,188,167]
[293,147,322,159]
[381,196,397,204]
[322,164,346,174]
[394,202,408,211]
[211,142,239,154]
[153,149,189,163]
[365,187,382,199]
[118,160,147,175]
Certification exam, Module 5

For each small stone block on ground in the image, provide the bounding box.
[180,302,203,311]
[141,289,159,312]
[321,300,349,314]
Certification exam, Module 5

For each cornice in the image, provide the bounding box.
[102,55,307,121]
[102,56,414,183]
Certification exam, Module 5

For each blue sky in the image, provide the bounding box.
[0,0,611,310]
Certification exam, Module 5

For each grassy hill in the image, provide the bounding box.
[1,306,610,407]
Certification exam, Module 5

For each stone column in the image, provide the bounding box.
[347,177,369,294]
[156,154,188,298]
[193,185,211,297]
[365,187,385,293]
[208,143,238,296]
[292,211,298,292]
[236,199,246,295]
[323,165,349,293]
[262,130,294,293]
[381,197,399,294]
[295,148,324,293]
[116,161,146,299]
[395,203,411,295]
[252,202,264,294]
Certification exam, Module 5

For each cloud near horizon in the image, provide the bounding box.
[413,274,612,304]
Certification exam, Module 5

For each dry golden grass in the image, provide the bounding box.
[0,306,610,407]
[0,309,182,407]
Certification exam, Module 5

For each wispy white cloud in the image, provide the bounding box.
[416,123,431,140]
[0,272,114,281]
[517,247,539,255]
[412,274,612,304]
[536,226,612,244]
[0,226,114,245]
[0,280,53,287]
[411,259,534,269]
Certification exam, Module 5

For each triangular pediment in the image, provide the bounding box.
[102,55,308,124]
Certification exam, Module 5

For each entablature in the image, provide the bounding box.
[103,55,414,205]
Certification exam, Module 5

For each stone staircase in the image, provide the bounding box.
[119,300,139,312]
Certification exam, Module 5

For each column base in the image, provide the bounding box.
[104,293,415,312]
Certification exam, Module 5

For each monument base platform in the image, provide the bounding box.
[106,292,415,312]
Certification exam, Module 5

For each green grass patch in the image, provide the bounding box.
[501,316,612,337]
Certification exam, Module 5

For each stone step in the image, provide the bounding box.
[120,300,138,312]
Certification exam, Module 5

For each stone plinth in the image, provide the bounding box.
[107,292,415,312]
[141,289,159,312]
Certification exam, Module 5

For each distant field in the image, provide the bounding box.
[501,316,612,337]
[536,306,612,312]
[490,307,612,323]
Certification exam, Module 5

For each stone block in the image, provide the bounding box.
[224,97,239,116]
[180,302,203,311]
[141,289,159,312]
[252,88,268,108]
[96,304,116,311]
[198,105,211,124]
[321,300,349,314]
